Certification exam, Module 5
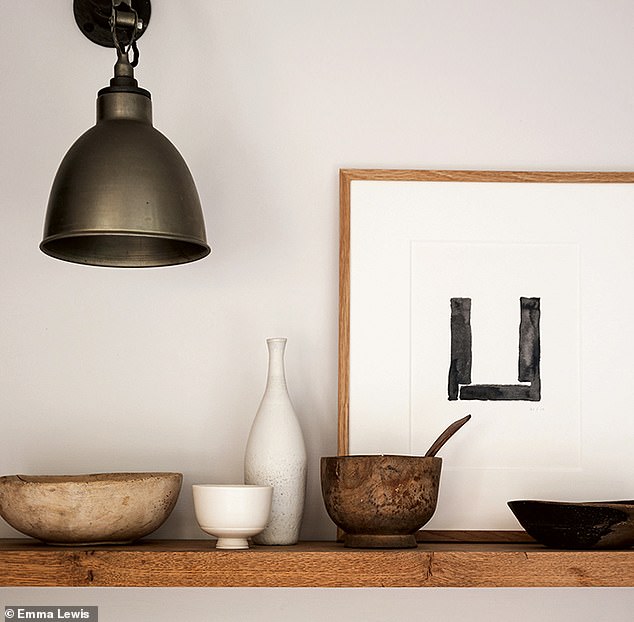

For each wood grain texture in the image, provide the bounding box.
[337,168,634,457]
[338,169,352,456]
[417,530,535,543]
[1,539,633,588]
[339,169,634,184]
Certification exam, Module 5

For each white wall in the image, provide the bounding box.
[1,1,633,619]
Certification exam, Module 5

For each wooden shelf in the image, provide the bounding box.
[1,536,633,588]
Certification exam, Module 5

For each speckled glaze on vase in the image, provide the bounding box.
[244,338,307,545]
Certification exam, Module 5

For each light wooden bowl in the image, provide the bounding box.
[0,472,182,545]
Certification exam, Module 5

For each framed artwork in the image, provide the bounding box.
[338,169,634,529]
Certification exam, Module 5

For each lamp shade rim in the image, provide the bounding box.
[40,229,210,246]
[40,231,211,268]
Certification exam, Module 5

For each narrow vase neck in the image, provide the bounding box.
[265,338,288,392]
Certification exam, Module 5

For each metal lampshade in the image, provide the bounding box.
[41,0,210,268]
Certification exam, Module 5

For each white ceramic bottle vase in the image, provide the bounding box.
[244,337,307,545]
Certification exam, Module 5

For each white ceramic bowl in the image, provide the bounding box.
[192,484,273,549]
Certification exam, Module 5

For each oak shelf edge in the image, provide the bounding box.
[1,537,633,588]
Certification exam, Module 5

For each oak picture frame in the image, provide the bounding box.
[338,169,634,529]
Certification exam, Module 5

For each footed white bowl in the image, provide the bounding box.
[192,484,273,549]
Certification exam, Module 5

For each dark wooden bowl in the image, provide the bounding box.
[508,499,634,549]
[320,455,441,548]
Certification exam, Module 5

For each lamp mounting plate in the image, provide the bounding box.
[73,0,151,48]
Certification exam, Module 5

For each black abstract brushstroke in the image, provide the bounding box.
[459,384,532,401]
[519,297,541,401]
[448,297,541,402]
[448,298,472,401]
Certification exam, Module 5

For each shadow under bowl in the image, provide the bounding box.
[508,499,634,549]
[321,455,442,549]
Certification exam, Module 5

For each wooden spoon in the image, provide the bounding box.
[424,414,471,457]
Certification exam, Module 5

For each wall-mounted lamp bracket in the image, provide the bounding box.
[73,0,151,48]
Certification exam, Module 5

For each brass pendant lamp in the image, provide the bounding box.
[40,0,211,267]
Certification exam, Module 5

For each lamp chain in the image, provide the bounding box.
[110,1,140,67]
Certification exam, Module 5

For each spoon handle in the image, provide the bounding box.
[424,414,471,457]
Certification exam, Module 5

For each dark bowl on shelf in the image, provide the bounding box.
[508,499,634,549]
[321,455,442,548]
